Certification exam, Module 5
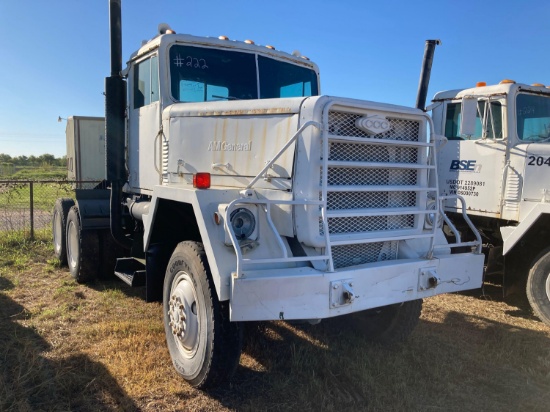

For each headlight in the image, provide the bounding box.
[230,208,256,240]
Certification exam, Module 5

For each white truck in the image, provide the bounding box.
[430,80,550,326]
[52,1,484,388]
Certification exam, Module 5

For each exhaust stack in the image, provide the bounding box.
[415,39,441,111]
[105,0,131,248]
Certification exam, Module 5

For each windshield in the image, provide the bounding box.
[169,45,318,103]
[444,100,503,140]
[516,93,550,142]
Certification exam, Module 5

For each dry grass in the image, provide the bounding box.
[1,233,550,411]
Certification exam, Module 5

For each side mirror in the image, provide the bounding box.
[460,97,478,137]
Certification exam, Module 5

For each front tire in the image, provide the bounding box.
[52,198,74,265]
[349,299,423,344]
[527,249,550,326]
[163,241,242,388]
[66,206,99,283]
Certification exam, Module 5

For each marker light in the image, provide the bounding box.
[532,83,545,87]
[218,35,229,40]
[499,79,516,84]
[265,45,276,50]
[476,82,487,87]
[244,39,255,44]
[193,173,211,189]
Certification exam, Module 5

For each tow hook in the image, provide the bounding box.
[419,268,440,290]
[330,280,357,308]
[342,283,355,304]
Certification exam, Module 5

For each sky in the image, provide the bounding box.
[1,0,549,157]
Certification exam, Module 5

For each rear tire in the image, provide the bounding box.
[52,198,74,265]
[66,206,99,283]
[163,241,242,388]
[349,299,423,344]
[526,249,550,326]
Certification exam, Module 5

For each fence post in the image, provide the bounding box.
[29,181,34,240]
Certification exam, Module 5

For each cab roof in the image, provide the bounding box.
[432,82,550,102]
[128,31,319,72]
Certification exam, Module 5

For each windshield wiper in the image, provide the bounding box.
[211,95,240,101]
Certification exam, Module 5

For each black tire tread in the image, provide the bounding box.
[526,248,550,325]
[66,206,99,284]
[52,197,74,265]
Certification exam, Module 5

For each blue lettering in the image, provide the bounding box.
[450,159,477,171]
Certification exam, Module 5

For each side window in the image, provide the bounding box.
[444,100,502,140]
[133,56,159,109]
[444,102,462,140]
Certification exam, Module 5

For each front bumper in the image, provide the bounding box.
[230,252,484,321]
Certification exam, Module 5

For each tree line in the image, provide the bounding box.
[0,153,66,167]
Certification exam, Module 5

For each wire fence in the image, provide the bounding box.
[0,180,102,239]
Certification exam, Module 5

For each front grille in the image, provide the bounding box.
[332,241,398,269]
[321,109,424,268]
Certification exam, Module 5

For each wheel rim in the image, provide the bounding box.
[168,271,200,358]
[545,271,550,302]
[53,211,62,253]
[67,221,79,269]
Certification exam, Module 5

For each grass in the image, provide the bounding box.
[3,166,67,180]
[1,230,550,411]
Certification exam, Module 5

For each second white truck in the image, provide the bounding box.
[431,80,550,326]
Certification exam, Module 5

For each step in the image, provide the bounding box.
[114,257,146,287]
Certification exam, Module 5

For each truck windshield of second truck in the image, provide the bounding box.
[169,45,318,103]
[517,94,550,142]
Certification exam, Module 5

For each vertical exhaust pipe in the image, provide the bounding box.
[105,0,131,249]
[415,39,441,111]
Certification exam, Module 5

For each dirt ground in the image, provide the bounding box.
[1,240,550,411]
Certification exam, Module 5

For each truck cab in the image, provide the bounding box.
[432,81,550,224]
[431,81,550,325]
[126,31,320,192]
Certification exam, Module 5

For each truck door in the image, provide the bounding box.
[128,55,162,191]
[437,98,507,218]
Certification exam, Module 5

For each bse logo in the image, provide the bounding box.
[449,160,482,172]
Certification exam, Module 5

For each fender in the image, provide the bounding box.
[501,203,550,255]
[143,185,245,301]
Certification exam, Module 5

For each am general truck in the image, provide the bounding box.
[52,0,484,388]
[430,79,550,326]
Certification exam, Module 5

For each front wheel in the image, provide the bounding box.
[163,241,242,388]
[348,299,423,344]
[526,249,550,326]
